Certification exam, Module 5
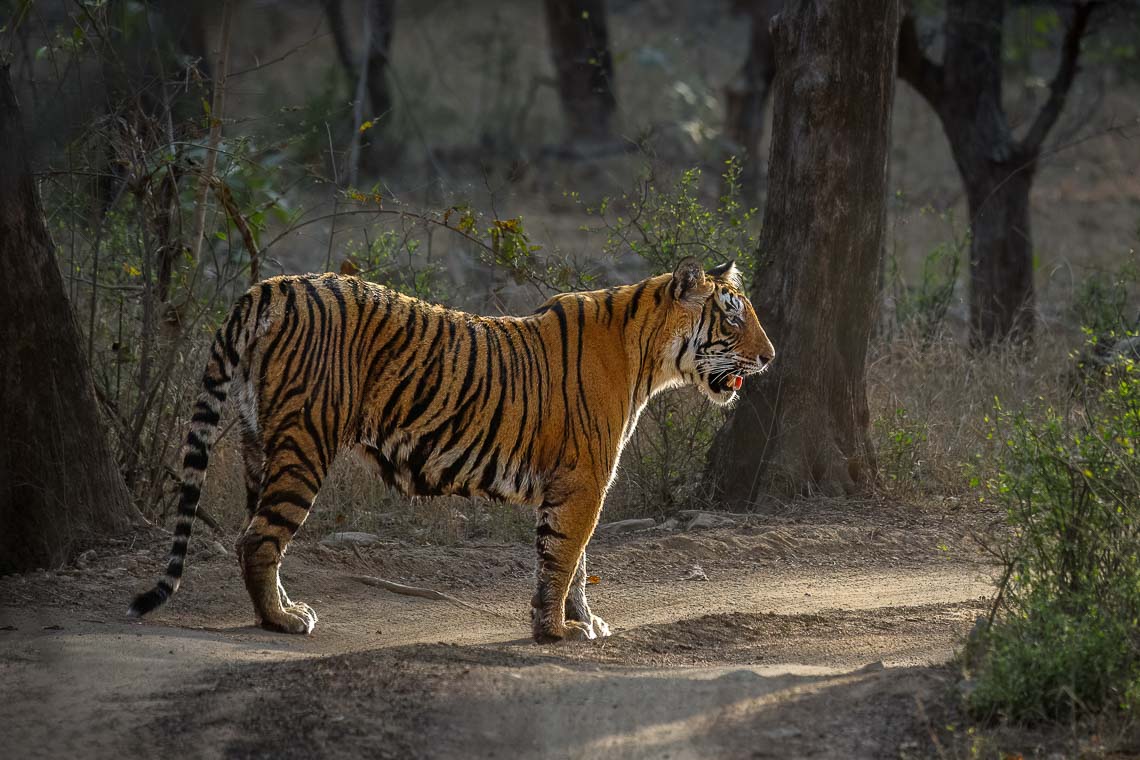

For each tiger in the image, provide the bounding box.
[129,258,775,642]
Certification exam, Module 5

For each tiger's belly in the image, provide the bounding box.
[357,433,542,506]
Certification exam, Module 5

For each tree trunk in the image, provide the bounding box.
[325,0,398,173]
[707,0,898,503]
[964,164,1035,346]
[0,65,135,574]
[897,0,1097,347]
[365,0,396,123]
[723,0,781,202]
[543,0,617,144]
[938,0,1035,347]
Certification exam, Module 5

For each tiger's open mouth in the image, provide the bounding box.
[706,372,744,397]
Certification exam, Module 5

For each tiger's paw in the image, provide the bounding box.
[534,619,596,643]
[567,613,611,639]
[258,601,318,635]
[586,614,611,639]
[563,619,597,641]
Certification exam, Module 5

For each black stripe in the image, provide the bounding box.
[535,523,568,540]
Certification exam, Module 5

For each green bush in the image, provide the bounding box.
[873,406,929,487]
[971,355,1140,721]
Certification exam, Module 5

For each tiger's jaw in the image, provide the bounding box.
[699,371,743,406]
[696,357,772,406]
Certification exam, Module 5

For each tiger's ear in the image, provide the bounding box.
[671,257,710,303]
[706,261,743,289]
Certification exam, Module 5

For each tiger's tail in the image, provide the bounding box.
[128,290,259,618]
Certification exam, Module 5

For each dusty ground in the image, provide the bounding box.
[0,501,1001,759]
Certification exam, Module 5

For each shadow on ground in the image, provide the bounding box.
[140,613,961,760]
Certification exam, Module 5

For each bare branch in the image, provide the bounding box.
[897,12,945,112]
[211,179,261,285]
[1019,1,1099,156]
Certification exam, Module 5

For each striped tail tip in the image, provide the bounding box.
[127,581,173,618]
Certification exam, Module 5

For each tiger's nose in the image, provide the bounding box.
[758,352,774,367]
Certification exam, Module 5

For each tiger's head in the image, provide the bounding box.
[666,258,775,406]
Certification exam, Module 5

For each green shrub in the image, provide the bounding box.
[873,406,929,488]
[1070,252,1139,339]
[971,356,1140,721]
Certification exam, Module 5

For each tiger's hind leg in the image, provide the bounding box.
[236,445,329,634]
[532,489,604,643]
[239,425,265,530]
[565,552,610,639]
[238,426,297,609]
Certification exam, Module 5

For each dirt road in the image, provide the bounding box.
[1,503,996,759]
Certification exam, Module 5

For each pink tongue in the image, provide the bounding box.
[731,375,743,390]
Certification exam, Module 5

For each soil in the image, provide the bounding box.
[0,500,1001,759]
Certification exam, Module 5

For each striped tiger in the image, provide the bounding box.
[129,258,774,641]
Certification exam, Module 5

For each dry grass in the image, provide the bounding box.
[867,325,1082,501]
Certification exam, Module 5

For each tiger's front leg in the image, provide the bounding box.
[565,552,610,639]
[531,491,604,643]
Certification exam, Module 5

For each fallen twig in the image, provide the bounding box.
[350,574,511,620]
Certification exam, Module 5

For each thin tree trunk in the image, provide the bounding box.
[708,0,898,503]
[323,0,356,79]
[188,0,234,272]
[543,0,617,144]
[723,0,780,201]
[365,0,396,124]
[0,65,135,574]
[326,0,397,177]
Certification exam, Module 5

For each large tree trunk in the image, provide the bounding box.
[707,0,898,503]
[898,0,1096,347]
[723,0,781,201]
[0,66,135,574]
[543,0,617,144]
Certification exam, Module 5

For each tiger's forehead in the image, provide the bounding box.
[713,283,746,311]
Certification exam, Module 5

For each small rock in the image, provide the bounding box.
[683,564,709,581]
[195,539,229,558]
[595,518,657,535]
[761,726,801,740]
[856,660,885,673]
[660,518,680,531]
[74,549,97,569]
[320,531,382,548]
[683,511,737,530]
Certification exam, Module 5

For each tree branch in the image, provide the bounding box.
[211,179,261,285]
[1020,1,1098,156]
[897,12,944,112]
